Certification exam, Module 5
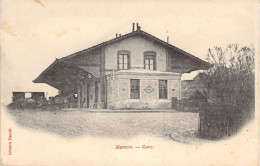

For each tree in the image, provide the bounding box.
[204,44,255,117]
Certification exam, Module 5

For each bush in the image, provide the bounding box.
[189,90,207,102]
[204,44,255,115]
[198,44,255,139]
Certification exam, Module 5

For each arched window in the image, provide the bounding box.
[144,51,156,70]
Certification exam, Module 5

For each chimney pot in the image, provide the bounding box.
[132,23,135,32]
[136,23,141,31]
[167,36,169,43]
[116,33,118,38]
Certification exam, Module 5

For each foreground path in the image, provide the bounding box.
[7,109,201,143]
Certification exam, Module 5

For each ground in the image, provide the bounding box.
[7,108,203,143]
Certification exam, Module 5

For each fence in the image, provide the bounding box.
[171,97,184,111]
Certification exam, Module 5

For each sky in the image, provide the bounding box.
[1,0,258,104]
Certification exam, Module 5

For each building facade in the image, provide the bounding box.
[34,23,210,109]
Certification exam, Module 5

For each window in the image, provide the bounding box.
[144,51,156,70]
[130,79,140,99]
[118,50,130,70]
[159,80,167,99]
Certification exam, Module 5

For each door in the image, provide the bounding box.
[130,79,140,99]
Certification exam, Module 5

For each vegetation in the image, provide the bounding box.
[198,44,255,138]
[205,44,254,114]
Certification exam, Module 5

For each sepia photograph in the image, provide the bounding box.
[1,0,258,165]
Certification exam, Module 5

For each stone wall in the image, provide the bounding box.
[118,79,130,100]
[107,73,181,109]
[107,77,119,108]
[110,100,171,110]
[168,80,180,100]
[141,80,158,100]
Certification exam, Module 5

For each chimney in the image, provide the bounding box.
[136,23,141,31]
[119,34,121,37]
[167,36,169,43]
[132,23,135,32]
[116,33,118,38]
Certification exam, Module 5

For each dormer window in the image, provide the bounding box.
[144,51,156,70]
[118,50,130,70]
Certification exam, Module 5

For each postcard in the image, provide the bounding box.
[1,0,259,165]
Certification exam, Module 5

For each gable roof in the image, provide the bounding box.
[34,27,211,84]
[59,29,211,68]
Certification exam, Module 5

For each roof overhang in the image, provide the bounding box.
[33,60,100,90]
